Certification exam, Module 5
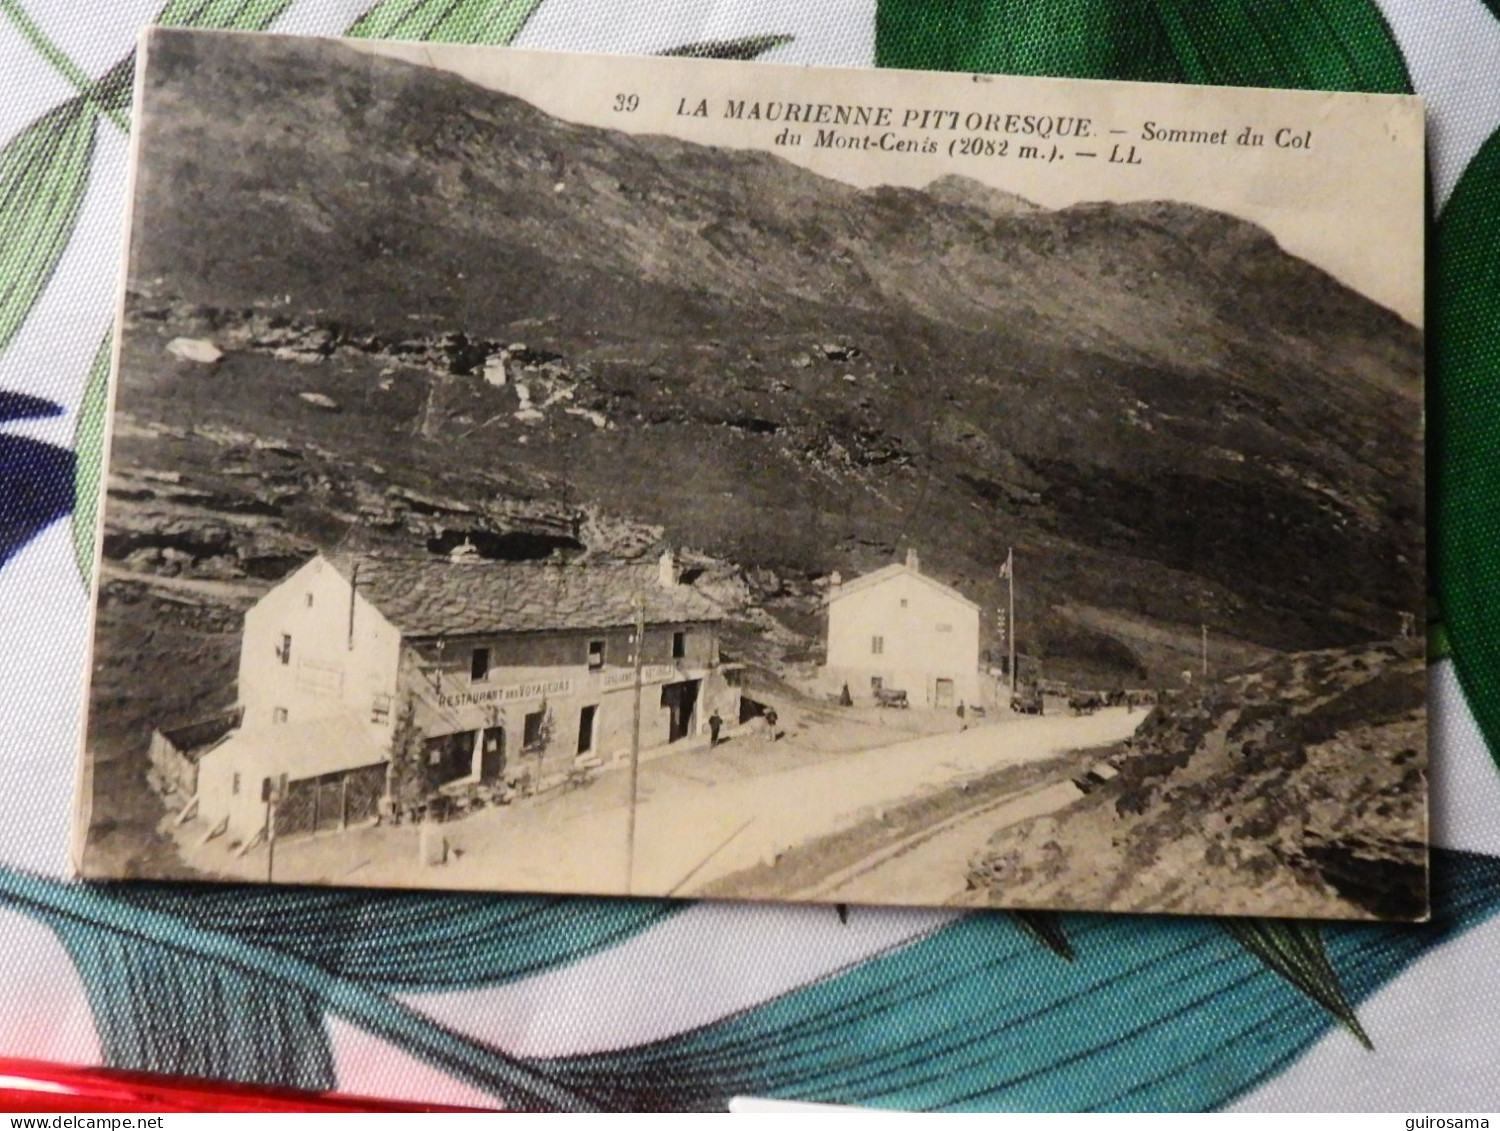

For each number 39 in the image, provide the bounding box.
[613,93,640,112]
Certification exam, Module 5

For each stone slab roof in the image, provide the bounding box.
[323,553,724,638]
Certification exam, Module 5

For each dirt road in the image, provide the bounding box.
[203,707,1144,899]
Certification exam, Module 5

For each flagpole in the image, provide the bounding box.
[1007,548,1016,695]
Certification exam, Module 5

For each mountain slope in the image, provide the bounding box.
[110,30,1424,683]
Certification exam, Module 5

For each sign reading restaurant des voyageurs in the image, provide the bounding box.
[435,665,681,710]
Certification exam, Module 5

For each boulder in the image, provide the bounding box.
[297,392,339,411]
[166,337,222,364]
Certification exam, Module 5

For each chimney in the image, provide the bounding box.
[658,548,678,588]
[905,547,920,573]
[829,570,842,594]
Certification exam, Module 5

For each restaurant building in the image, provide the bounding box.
[194,549,738,843]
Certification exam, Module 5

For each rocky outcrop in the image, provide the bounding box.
[965,638,1428,920]
[134,301,582,386]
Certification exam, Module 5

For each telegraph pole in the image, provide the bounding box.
[625,592,646,894]
[262,776,281,884]
[1201,624,1209,680]
[1007,547,1017,694]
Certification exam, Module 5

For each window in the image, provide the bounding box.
[672,631,686,659]
[900,598,908,608]
[577,705,597,755]
[278,633,292,665]
[588,639,606,670]
[470,647,491,682]
[426,731,474,777]
[936,622,953,633]
[871,676,883,691]
[305,593,314,608]
[872,635,884,655]
[523,709,547,751]
[371,693,393,725]
[273,706,288,724]
[232,772,241,796]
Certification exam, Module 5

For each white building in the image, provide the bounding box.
[194,550,738,844]
[820,549,982,709]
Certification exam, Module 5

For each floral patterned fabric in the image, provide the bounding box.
[3,0,1500,1111]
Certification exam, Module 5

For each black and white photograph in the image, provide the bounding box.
[74,28,1427,920]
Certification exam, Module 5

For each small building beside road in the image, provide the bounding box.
[820,549,983,710]
[193,549,738,844]
[146,707,242,807]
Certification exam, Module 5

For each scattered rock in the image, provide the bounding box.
[167,338,222,364]
[820,343,861,362]
[565,405,610,428]
[251,438,301,458]
[297,392,339,411]
[385,486,477,516]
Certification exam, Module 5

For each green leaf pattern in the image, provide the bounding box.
[876,0,1411,92]
[1434,123,1500,773]
[347,0,545,44]
[1219,919,1371,1048]
[0,98,96,355]
[659,34,794,60]
[70,333,110,580]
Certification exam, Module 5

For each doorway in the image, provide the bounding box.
[480,725,505,780]
[935,678,955,709]
[577,705,597,756]
[662,680,700,743]
[315,774,344,834]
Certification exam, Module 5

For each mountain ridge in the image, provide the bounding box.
[110,29,1425,684]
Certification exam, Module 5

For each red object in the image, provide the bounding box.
[0,1057,494,1113]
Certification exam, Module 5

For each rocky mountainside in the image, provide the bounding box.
[965,637,1427,919]
[106,30,1424,688]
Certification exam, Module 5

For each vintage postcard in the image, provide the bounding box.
[74,28,1427,920]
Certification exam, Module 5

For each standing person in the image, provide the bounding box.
[764,707,779,742]
[708,709,723,747]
